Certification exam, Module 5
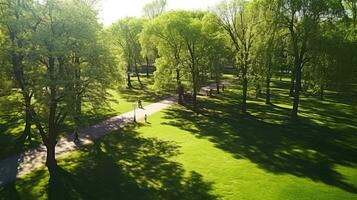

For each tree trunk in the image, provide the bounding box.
[320,85,324,100]
[193,85,197,112]
[46,56,58,175]
[255,83,261,99]
[176,69,183,104]
[137,73,143,89]
[127,72,132,88]
[23,100,32,143]
[134,64,143,89]
[266,66,271,105]
[265,77,271,104]
[192,66,198,113]
[74,57,82,115]
[289,72,295,97]
[291,64,301,121]
[216,75,220,94]
[11,48,33,144]
[145,56,150,78]
[242,69,248,113]
[45,139,58,176]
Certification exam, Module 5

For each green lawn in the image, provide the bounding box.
[1,78,356,200]
[0,76,171,160]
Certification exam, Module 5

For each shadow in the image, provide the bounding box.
[2,125,218,200]
[0,153,26,200]
[162,86,357,194]
[0,182,21,200]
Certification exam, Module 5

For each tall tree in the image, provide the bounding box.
[22,0,115,176]
[273,0,344,120]
[201,13,233,94]
[252,0,282,104]
[142,0,167,19]
[141,12,186,104]
[0,0,41,144]
[215,0,258,113]
[110,18,145,89]
[141,11,210,111]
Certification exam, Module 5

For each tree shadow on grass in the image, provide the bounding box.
[162,92,357,194]
[0,182,21,200]
[2,124,217,200]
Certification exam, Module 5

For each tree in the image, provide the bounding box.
[0,0,41,144]
[143,0,167,19]
[141,0,168,78]
[252,0,283,104]
[141,11,187,104]
[215,0,258,113]
[142,11,210,111]
[110,18,145,89]
[273,0,344,121]
[16,0,116,176]
[201,13,233,94]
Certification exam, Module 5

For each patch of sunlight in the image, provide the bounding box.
[17,169,49,200]
[335,164,357,187]
[274,103,291,109]
[58,151,85,171]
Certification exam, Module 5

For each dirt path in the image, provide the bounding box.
[0,97,176,186]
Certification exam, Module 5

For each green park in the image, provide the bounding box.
[0,0,356,199]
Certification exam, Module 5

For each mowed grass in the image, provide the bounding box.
[1,77,356,200]
[0,76,170,159]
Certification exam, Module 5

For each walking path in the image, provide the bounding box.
[0,97,176,186]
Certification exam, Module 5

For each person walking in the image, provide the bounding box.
[138,99,143,109]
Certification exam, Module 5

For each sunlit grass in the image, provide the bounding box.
[0,77,170,159]
[1,77,356,200]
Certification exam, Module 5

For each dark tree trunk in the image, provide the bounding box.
[176,69,183,105]
[127,72,132,88]
[45,139,58,176]
[145,56,150,78]
[191,63,198,112]
[291,64,301,121]
[320,85,324,100]
[74,57,82,114]
[137,73,143,89]
[289,72,295,97]
[46,56,58,175]
[266,77,271,104]
[216,75,220,94]
[255,83,261,99]
[11,48,33,144]
[193,85,197,112]
[266,65,271,104]
[134,64,143,89]
[17,94,32,144]
[242,69,248,113]
[136,73,144,89]
[23,100,32,143]
[188,44,198,113]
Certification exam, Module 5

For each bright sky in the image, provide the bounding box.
[99,0,221,26]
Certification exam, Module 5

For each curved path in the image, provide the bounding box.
[0,97,176,186]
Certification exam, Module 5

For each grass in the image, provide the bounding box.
[0,76,171,160]
[1,77,356,200]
